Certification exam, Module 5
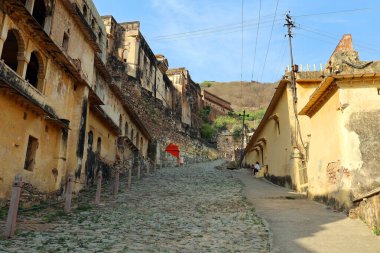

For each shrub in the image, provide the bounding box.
[200,123,217,141]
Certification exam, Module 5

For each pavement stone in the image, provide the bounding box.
[0,160,270,253]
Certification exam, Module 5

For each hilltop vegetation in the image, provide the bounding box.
[199,81,276,141]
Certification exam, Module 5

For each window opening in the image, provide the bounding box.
[88,131,93,151]
[32,0,46,27]
[96,137,101,155]
[62,32,69,52]
[1,30,19,72]
[25,52,40,88]
[24,136,38,171]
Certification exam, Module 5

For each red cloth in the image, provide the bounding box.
[165,143,180,158]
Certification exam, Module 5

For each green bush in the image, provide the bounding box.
[214,115,239,131]
[232,126,243,140]
[200,105,211,122]
[200,123,217,141]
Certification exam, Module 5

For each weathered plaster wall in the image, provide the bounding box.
[50,0,94,84]
[307,91,346,203]
[0,93,61,198]
[245,88,293,184]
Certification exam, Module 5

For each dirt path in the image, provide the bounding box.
[234,169,380,253]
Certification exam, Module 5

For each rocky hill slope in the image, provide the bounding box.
[201,81,276,112]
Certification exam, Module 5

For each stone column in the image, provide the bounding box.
[113,170,119,197]
[137,159,141,180]
[128,169,132,189]
[16,54,28,78]
[64,173,74,213]
[4,174,23,238]
[95,171,102,204]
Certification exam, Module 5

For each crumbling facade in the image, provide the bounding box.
[0,0,150,200]
[244,34,380,230]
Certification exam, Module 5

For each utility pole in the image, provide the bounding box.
[284,13,297,104]
[238,110,249,168]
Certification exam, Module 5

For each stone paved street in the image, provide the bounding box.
[0,160,270,252]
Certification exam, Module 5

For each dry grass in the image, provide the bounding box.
[202,81,276,111]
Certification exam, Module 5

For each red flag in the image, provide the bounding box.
[165,143,180,158]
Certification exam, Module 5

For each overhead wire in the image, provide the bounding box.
[150,7,377,42]
[240,0,244,100]
[251,0,262,83]
[259,0,280,82]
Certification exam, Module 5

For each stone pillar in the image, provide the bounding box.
[137,160,141,180]
[64,172,74,213]
[16,54,28,78]
[95,171,102,204]
[4,174,23,238]
[128,169,132,189]
[113,170,119,197]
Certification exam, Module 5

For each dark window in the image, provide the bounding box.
[378,88,380,95]
[88,131,93,151]
[25,52,40,88]
[24,136,38,171]
[1,30,19,72]
[140,137,143,150]
[62,32,69,52]
[119,115,122,130]
[96,137,101,155]
[83,4,88,18]
[131,128,134,142]
[32,0,46,27]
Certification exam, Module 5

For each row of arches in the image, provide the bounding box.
[119,115,144,152]
[1,29,45,90]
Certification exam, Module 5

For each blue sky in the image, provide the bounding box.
[93,0,380,83]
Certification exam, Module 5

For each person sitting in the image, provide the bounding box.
[254,161,260,175]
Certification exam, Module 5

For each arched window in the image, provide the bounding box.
[131,128,134,143]
[1,30,19,72]
[87,131,93,151]
[32,0,47,27]
[83,4,88,19]
[125,121,129,136]
[96,137,101,155]
[25,52,41,89]
[140,137,143,151]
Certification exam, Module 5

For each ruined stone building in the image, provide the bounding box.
[0,0,150,200]
[202,89,232,121]
[244,34,380,230]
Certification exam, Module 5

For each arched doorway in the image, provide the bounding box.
[32,0,47,27]
[1,30,21,72]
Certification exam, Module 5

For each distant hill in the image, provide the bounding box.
[201,81,276,112]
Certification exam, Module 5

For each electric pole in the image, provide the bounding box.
[238,110,249,168]
[285,13,297,104]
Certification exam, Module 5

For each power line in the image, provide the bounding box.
[150,7,378,42]
[260,0,280,82]
[240,0,244,100]
[251,0,262,82]
[294,7,377,18]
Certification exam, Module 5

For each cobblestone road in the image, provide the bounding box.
[0,161,270,252]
